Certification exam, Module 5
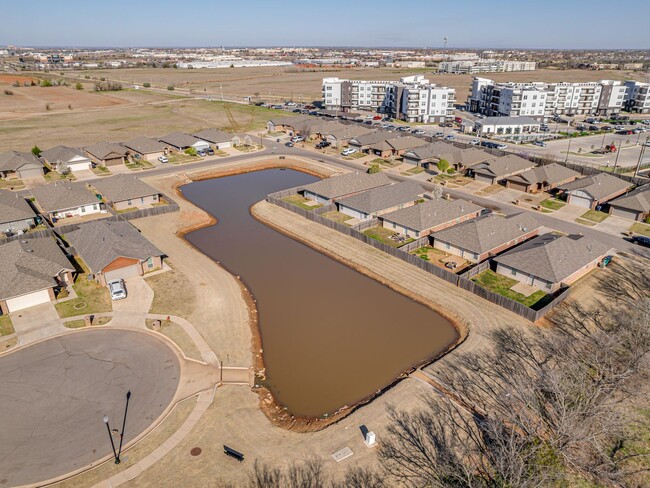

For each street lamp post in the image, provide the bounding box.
[564,136,573,164]
[635,137,649,176]
[613,140,622,173]
[102,390,132,465]
[103,415,120,464]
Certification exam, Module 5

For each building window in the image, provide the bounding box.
[81,207,86,213]
[140,197,144,204]
[445,242,450,250]
[127,199,132,206]
[511,269,517,276]
[147,257,154,269]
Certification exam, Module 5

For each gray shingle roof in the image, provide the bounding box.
[337,181,425,214]
[0,151,43,172]
[31,182,98,213]
[404,142,457,160]
[91,174,159,203]
[381,198,485,232]
[65,220,162,273]
[84,142,128,160]
[472,154,536,179]
[559,173,633,201]
[40,146,87,165]
[349,130,388,147]
[386,136,429,151]
[493,234,611,283]
[268,115,308,127]
[477,116,541,126]
[432,212,541,254]
[0,189,36,224]
[608,185,650,213]
[505,163,580,186]
[0,237,74,300]
[192,128,235,144]
[301,172,392,200]
[325,123,372,141]
[159,132,201,149]
[122,137,168,155]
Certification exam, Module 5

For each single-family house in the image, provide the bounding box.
[348,131,388,152]
[0,237,74,314]
[91,174,161,211]
[384,136,429,157]
[84,142,128,167]
[122,137,169,162]
[66,220,163,286]
[0,189,37,235]
[474,116,541,137]
[432,212,542,263]
[0,150,45,180]
[159,132,209,152]
[40,146,93,174]
[192,128,235,150]
[301,172,392,204]
[266,115,310,133]
[469,154,537,184]
[336,181,425,220]
[558,173,633,209]
[380,197,485,238]
[504,163,581,193]
[31,182,104,221]
[402,143,489,170]
[324,124,372,147]
[493,233,612,292]
[607,185,650,221]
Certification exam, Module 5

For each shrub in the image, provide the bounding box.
[40,79,53,87]
[12,81,19,87]
[437,159,450,173]
[100,77,106,81]
[184,147,197,156]
[4,89,13,95]
[143,82,151,88]
[84,75,90,79]
[167,85,175,91]
[367,163,382,174]
[75,82,83,90]
[31,146,42,156]
[447,167,455,174]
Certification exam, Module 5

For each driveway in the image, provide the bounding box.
[10,302,65,345]
[110,276,154,327]
[0,329,180,487]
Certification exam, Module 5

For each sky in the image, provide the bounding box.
[1,0,648,49]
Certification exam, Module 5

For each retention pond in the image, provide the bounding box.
[183,169,459,417]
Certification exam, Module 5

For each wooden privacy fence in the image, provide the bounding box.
[267,195,570,321]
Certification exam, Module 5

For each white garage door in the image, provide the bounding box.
[569,194,593,209]
[104,264,141,283]
[610,207,638,221]
[475,174,494,184]
[6,289,51,313]
[68,162,92,172]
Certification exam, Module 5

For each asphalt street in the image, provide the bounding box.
[0,329,180,487]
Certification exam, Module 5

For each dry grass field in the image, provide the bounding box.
[0,90,288,151]
[66,66,644,104]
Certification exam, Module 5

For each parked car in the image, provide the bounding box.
[341,148,357,156]
[158,155,169,163]
[292,109,302,113]
[412,129,426,135]
[108,279,127,301]
[206,147,215,156]
[315,141,330,149]
[496,144,508,150]
[381,124,390,129]
[589,125,599,131]
[397,126,411,131]
[373,115,382,120]
[469,139,480,145]
[434,132,444,138]
[285,141,294,147]
[197,149,207,157]
[444,134,455,141]
[631,235,650,248]
[532,140,546,147]
[291,135,305,143]
[285,101,297,106]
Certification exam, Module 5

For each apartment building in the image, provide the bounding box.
[438,60,536,74]
[468,77,628,119]
[323,75,455,123]
[624,81,650,114]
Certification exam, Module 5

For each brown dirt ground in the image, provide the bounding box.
[65,67,640,104]
[0,74,37,85]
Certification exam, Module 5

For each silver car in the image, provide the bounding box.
[108,279,127,301]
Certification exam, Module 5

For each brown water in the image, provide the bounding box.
[183,169,459,417]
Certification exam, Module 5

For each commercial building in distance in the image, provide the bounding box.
[438,60,536,74]
[322,75,455,123]
[468,77,628,119]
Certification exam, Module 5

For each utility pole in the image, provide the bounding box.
[613,140,622,172]
[635,137,648,176]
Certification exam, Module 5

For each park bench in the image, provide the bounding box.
[223,445,244,462]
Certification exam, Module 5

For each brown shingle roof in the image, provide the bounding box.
[337,181,425,214]
[608,184,650,213]
[31,182,98,213]
[91,174,159,203]
[301,172,392,200]
[0,151,43,172]
[159,132,202,149]
[122,137,168,155]
[559,173,633,201]
[192,128,235,144]
[84,142,128,160]
[505,163,580,186]
[471,154,536,179]
[381,197,485,232]
[0,189,36,225]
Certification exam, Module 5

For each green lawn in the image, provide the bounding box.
[630,222,650,237]
[0,178,24,189]
[44,171,76,182]
[92,166,111,176]
[0,314,15,336]
[169,153,201,164]
[473,270,550,309]
[349,152,366,159]
[540,198,566,211]
[364,226,414,248]
[54,260,112,318]
[580,209,609,223]
[407,166,425,175]
[281,194,323,211]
